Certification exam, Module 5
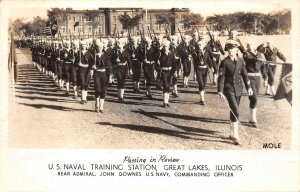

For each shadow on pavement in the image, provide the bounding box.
[16,95,76,103]
[18,102,92,112]
[97,121,233,145]
[132,109,249,125]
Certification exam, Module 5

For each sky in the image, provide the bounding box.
[5,0,293,22]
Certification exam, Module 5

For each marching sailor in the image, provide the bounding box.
[112,39,132,102]
[143,37,155,99]
[178,35,192,88]
[256,40,286,97]
[208,32,225,85]
[192,39,214,105]
[243,41,268,127]
[75,41,92,104]
[127,36,142,93]
[159,40,177,107]
[62,42,75,95]
[91,41,112,113]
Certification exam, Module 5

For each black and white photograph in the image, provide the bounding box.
[1,0,299,191]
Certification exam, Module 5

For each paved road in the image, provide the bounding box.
[8,48,291,149]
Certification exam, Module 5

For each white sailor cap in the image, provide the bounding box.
[131,36,139,43]
[184,35,190,41]
[120,37,128,45]
[224,39,239,51]
[95,43,104,52]
[212,31,218,36]
[80,40,87,46]
[170,35,177,41]
[95,39,102,45]
[162,40,170,47]
[197,40,206,48]
[101,39,108,45]
[146,37,152,43]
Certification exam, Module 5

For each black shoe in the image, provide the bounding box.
[249,121,258,128]
[100,110,104,113]
[162,103,167,108]
[232,138,241,145]
[80,100,86,104]
[229,136,241,145]
[166,103,171,107]
[136,89,141,93]
[213,82,216,85]
[199,101,205,105]
[147,94,153,99]
[118,98,124,103]
[172,93,179,98]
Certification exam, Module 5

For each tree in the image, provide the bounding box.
[11,18,26,36]
[47,8,63,21]
[182,13,204,30]
[236,12,256,33]
[205,9,291,35]
[11,16,47,37]
[206,14,232,31]
[19,22,32,36]
[84,10,100,36]
[31,16,47,35]
[266,18,279,34]
[118,12,142,33]
[156,11,177,34]
[275,9,291,34]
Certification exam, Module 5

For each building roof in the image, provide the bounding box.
[52,8,189,15]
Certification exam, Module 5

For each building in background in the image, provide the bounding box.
[50,8,191,38]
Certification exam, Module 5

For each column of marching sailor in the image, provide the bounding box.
[29,30,286,145]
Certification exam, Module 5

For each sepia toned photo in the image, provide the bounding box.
[1,0,299,191]
[8,4,292,149]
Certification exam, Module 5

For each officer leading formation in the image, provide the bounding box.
[28,29,286,145]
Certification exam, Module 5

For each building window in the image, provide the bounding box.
[98,16,103,25]
[179,23,184,30]
[87,25,93,32]
[147,15,151,22]
[62,16,67,22]
[73,16,76,22]
[78,25,83,32]
[78,16,83,22]
[154,24,160,31]
[86,16,92,22]
[146,24,151,30]
[60,26,67,33]
[98,25,103,34]
[113,16,117,23]
[57,16,61,21]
